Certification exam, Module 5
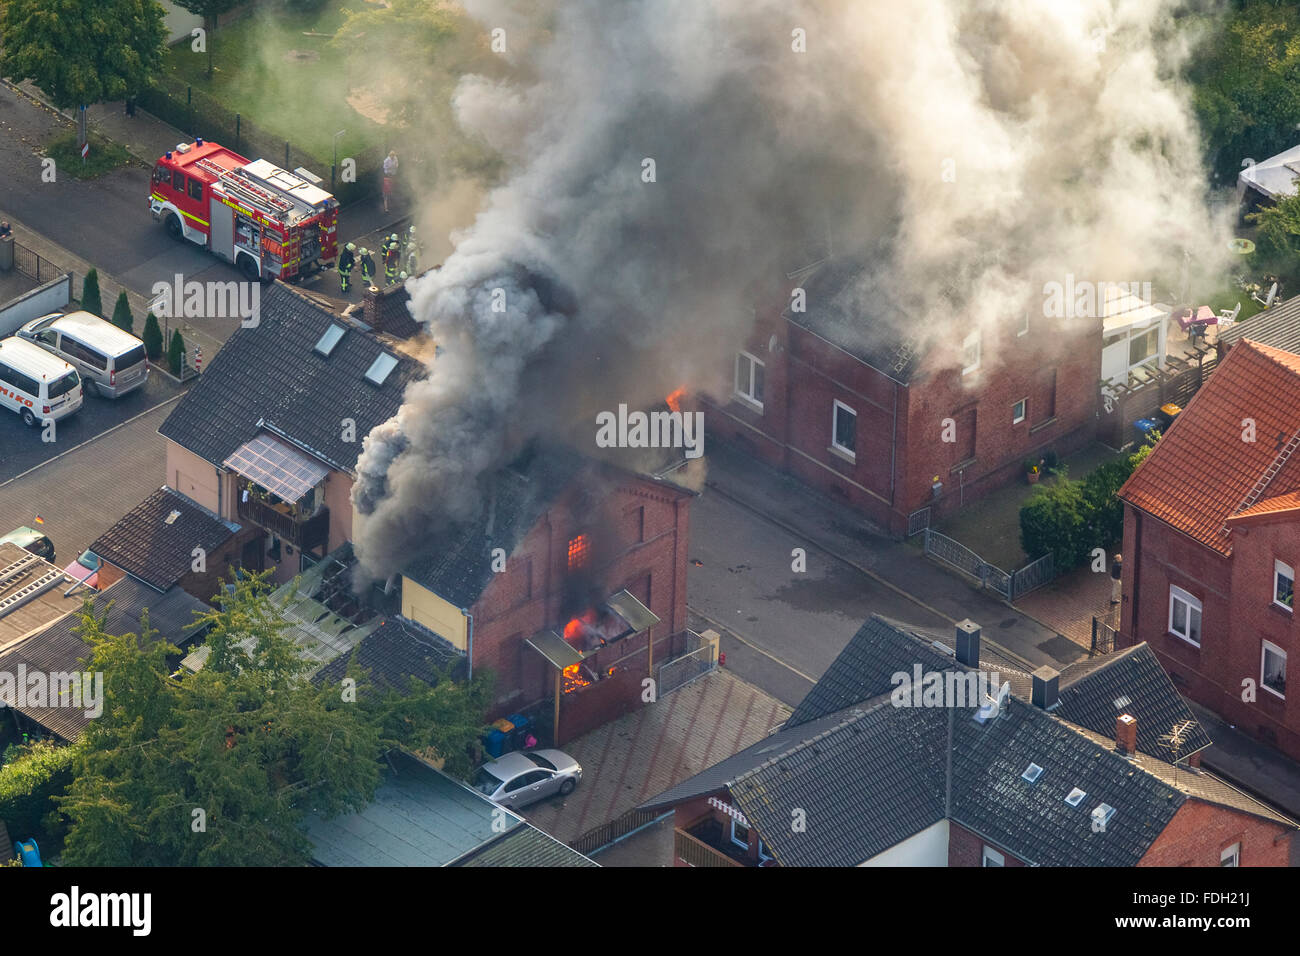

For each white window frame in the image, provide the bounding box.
[757,839,773,863]
[1220,843,1240,867]
[962,330,981,375]
[733,350,764,412]
[982,845,1005,867]
[1275,559,1295,612]
[831,399,857,459]
[730,818,750,849]
[1261,640,1287,700]
[1012,398,1027,425]
[1168,585,1202,647]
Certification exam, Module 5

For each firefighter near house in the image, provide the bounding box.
[149,139,339,283]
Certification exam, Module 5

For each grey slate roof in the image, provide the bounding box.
[1217,294,1300,356]
[642,614,1295,866]
[452,824,597,867]
[312,615,465,692]
[402,450,585,608]
[0,576,208,739]
[159,283,424,475]
[306,751,592,866]
[1055,643,1213,759]
[784,260,924,384]
[91,486,239,592]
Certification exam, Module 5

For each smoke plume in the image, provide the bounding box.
[351,0,1228,581]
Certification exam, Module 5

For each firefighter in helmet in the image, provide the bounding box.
[359,247,376,286]
[383,233,400,286]
[338,242,356,293]
[404,225,420,275]
[398,271,408,283]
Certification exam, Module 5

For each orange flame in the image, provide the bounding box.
[666,388,685,413]
[563,662,592,694]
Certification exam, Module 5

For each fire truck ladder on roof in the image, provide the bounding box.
[1224,425,1300,534]
[222,169,294,216]
[191,156,230,181]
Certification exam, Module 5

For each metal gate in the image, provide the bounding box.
[656,630,717,697]
[1011,553,1054,600]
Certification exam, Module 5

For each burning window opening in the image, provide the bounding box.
[566,534,590,571]
[525,590,660,695]
[562,662,595,694]
[665,388,686,413]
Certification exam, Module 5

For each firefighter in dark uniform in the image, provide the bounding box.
[359,247,376,286]
[338,242,356,293]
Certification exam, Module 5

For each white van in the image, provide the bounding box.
[0,336,83,426]
[18,311,148,399]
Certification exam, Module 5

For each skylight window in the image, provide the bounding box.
[164,510,181,525]
[365,352,399,386]
[1092,803,1116,827]
[1113,695,1132,710]
[1022,763,1044,784]
[314,324,346,357]
[1065,788,1087,807]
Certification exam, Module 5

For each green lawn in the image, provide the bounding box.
[162,1,384,162]
[44,132,134,179]
[1204,287,1263,322]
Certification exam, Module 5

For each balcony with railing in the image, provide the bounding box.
[673,814,753,867]
[236,493,330,552]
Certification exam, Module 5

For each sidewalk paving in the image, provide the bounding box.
[1015,565,1115,653]
[703,440,1086,670]
[523,669,790,846]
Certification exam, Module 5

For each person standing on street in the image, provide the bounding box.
[359,247,376,287]
[382,150,398,213]
[404,224,420,274]
[338,242,356,293]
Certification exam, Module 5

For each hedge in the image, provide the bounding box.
[0,740,80,844]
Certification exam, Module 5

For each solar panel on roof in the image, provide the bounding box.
[314,324,346,357]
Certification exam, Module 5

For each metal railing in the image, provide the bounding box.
[1011,552,1054,599]
[923,528,1055,602]
[674,827,745,867]
[656,629,717,697]
[1091,616,1117,656]
[10,241,65,284]
[907,507,931,537]
[236,497,330,552]
[568,808,669,857]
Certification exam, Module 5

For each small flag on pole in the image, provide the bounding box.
[34,515,44,524]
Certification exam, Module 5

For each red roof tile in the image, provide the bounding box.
[1119,340,1300,554]
[1227,489,1300,523]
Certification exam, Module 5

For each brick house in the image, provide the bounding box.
[1118,339,1300,759]
[641,614,1298,866]
[158,283,695,735]
[705,260,1101,535]
[397,448,694,743]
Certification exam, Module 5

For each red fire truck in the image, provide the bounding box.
[150,138,339,282]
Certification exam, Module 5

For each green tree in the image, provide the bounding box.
[1020,477,1090,571]
[170,0,242,79]
[0,0,167,147]
[0,738,83,847]
[81,268,102,317]
[168,328,185,377]
[110,290,134,335]
[142,312,163,360]
[55,572,492,865]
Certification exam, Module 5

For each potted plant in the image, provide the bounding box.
[1025,458,1041,484]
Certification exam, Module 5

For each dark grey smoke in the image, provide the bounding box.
[351,0,1227,581]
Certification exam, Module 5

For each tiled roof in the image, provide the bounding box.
[1227,489,1300,522]
[312,616,465,692]
[1119,340,1300,554]
[642,614,1294,866]
[402,450,585,608]
[1055,643,1213,759]
[1217,294,1300,356]
[0,576,208,740]
[91,487,239,592]
[159,283,424,476]
[451,824,597,867]
[784,260,924,384]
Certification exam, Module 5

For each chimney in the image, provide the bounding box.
[954,619,981,667]
[1115,713,1138,756]
[1031,665,1060,709]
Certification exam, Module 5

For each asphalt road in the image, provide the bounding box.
[687,488,951,706]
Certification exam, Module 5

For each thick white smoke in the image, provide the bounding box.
[351,0,1228,581]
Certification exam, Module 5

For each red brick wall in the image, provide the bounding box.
[1138,800,1294,867]
[1122,504,1300,760]
[705,299,1100,536]
[469,472,691,721]
[948,822,1027,866]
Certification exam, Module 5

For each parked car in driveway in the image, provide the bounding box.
[0,526,55,562]
[63,549,102,590]
[473,749,583,809]
[18,311,149,399]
